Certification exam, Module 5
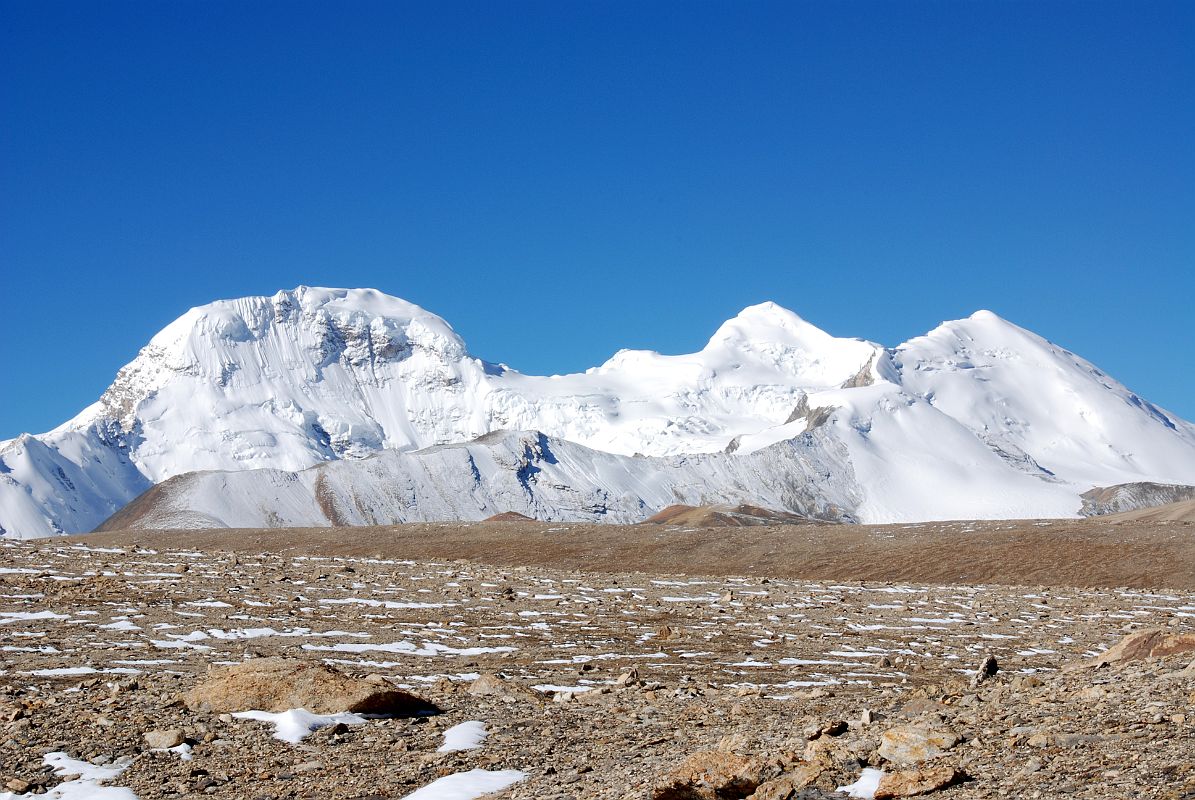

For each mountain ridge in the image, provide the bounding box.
[3,286,1195,537]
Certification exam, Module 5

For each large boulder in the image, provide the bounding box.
[652,751,784,800]
[875,767,966,798]
[1091,629,1195,666]
[877,725,961,765]
[181,657,437,715]
[745,764,824,799]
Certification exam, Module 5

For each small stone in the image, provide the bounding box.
[144,728,186,750]
[971,654,998,687]
[716,733,750,753]
[821,720,849,737]
[656,625,680,641]
[4,778,31,794]
[466,673,509,696]
[861,709,884,726]
[615,669,640,688]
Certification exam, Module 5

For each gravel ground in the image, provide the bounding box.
[0,528,1192,799]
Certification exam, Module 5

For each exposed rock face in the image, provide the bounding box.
[876,725,961,765]
[1091,628,1195,666]
[95,429,861,531]
[1080,480,1195,518]
[181,658,436,715]
[1080,482,1195,516]
[8,287,1195,539]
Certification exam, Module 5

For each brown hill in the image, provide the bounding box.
[483,511,535,522]
[642,503,821,527]
[1099,498,1195,523]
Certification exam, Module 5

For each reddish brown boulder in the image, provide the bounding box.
[877,725,961,765]
[746,764,824,799]
[652,751,783,800]
[1092,628,1195,666]
[875,767,966,798]
[182,657,435,715]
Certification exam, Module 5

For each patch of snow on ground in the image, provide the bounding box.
[302,641,515,657]
[27,666,141,676]
[0,752,140,800]
[532,684,594,694]
[838,768,884,799]
[167,743,193,761]
[399,769,527,800]
[231,709,366,743]
[437,721,487,752]
[0,611,69,624]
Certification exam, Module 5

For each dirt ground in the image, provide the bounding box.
[84,517,1195,591]
[0,520,1192,799]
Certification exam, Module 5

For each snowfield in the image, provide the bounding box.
[2,286,1194,537]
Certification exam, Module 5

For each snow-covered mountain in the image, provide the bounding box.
[94,430,861,530]
[3,286,1194,537]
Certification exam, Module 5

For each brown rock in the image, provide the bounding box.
[970,654,998,687]
[896,699,949,719]
[466,673,510,697]
[4,778,31,793]
[657,625,681,640]
[181,658,436,715]
[652,751,781,800]
[143,728,186,749]
[746,764,823,799]
[483,511,534,522]
[877,725,961,765]
[875,767,966,798]
[1091,629,1195,666]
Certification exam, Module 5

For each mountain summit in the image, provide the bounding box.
[3,287,1194,537]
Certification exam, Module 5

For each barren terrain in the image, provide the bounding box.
[0,520,1192,799]
[87,517,1195,591]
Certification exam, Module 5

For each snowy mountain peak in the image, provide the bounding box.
[3,288,1195,538]
[706,301,830,349]
[148,286,466,359]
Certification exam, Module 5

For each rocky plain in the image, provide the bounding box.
[0,519,1193,799]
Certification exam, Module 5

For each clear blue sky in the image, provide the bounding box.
[2,0,1193,439]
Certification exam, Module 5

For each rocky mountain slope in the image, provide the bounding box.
[1080,482,1195,516]
[92,430,860,530]
[3,286,1195,537]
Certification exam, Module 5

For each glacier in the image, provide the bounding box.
[2,286,1194,537]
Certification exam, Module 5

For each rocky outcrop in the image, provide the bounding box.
[182,658,437,715]
[1080,482,1195,517]
[874,767,966,798]
[876,725,961,765]
[651,751,785,800]
[1090,628,1195,666]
